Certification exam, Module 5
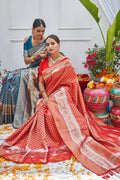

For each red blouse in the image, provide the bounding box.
[39,57,49,77]
[39,56,68,82]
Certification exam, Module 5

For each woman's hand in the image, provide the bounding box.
[43,96,48,107]
[37,50,47,58]
[42,91,48,107]
[39,81,48,106]
[28,50,47,64]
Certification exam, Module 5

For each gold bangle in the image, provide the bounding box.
[30,56,35,62]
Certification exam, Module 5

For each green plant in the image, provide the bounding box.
[83,43,120,76]
[79,0,120,75]
[83,44,106,76]
[0,60,10,87]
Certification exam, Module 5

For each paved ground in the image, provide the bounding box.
[0,124,120,180]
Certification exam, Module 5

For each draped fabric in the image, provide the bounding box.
[0,70,20,124]
[13,38,46,128]
[0,58,120,175]
[0,36,46,126]
[97,0,120,25]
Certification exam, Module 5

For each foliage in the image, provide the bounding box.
[79,0,120,75]
[0,60,10,87]
[79,0,105,45]
[78,0,100,23]
[106,12,120,74]
[83,43,120,77]
[83,44,106,76]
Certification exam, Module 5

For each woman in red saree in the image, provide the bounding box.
[0,34,120,176]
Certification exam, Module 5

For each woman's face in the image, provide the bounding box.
[46,38,60,54]
[32,25,45,40]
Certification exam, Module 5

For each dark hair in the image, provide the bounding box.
[46,34,65,56]
[46,34,60,44]
[33,19,46,29]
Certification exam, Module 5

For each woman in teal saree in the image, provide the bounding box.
[0,19,47,128]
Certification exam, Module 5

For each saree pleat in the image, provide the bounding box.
[13,67,42,128]
[0,58,120,175]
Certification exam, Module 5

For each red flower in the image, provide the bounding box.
[86,59,89,63]
[92,53,96,58]
[112,40,116,46]
[2,78,7,84]
[84,64,88,68]
[117,46,120,50]
[86,55,92,59]
[91,61,95,65]
[90,66,93,69]
[87,60,91,64]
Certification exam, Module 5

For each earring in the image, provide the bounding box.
[33,35,35,40]
[32,29,35,40]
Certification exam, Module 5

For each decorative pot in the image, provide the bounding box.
[110,106,120,128]
[110,82,120,107]
[84,86,109,122]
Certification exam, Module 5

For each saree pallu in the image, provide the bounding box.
[0,70,20,124]
[0,40,46,126]
[13,40,46,128]
[0,58,120,175]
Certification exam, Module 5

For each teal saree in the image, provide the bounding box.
[0,36,46,128]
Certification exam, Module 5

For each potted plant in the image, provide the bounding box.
[82,43,120,90]
[82,44,106,77]
[79,0,120,75]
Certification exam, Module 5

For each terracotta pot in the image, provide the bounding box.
[110,106,120,128]
[84,86,109,122]
[110,82,120,107]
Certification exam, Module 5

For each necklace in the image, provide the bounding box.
[32,36,43,45]
[49,56,61,64]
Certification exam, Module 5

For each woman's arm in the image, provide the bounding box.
[24,54,39,65]
[39,81,48,106]
[24,36,47,65]
[24,51,47,65]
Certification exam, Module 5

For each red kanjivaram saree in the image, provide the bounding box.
[0,57,120,175]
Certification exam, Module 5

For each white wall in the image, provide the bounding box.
[0,0,109,74]
[0,0,9,70]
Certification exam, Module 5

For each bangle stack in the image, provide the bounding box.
[30,56,35,62]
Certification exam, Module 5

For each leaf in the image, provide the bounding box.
[110,51,115,61]
[78,0,106,45]
[79,0,100,23]
[106,19,116,62]
[114,10,120,38]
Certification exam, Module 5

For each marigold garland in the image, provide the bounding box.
[77,74,91,82]
[95,68,119,91]
[87,81,105,89]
